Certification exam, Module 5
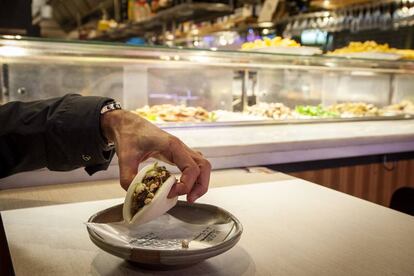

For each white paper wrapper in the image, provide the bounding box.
[86,213,236,250]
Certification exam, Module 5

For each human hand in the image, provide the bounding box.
[101,110,211,203]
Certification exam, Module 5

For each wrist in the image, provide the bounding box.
[101,109,124,143]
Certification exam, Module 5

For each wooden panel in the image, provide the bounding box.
[289,159,414,207]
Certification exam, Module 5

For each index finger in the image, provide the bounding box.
[166,138,200,198]
[118,151,140,190]
[187,158,211,203]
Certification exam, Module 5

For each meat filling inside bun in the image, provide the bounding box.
[123,163,178,225]
[130,165,171,216]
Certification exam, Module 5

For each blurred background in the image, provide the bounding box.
[0,0,413,50]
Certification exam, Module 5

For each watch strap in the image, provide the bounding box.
[101,101,122,114]
[100,101,121,149]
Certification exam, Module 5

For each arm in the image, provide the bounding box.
[101,110,211,203]
[0,94,114,178]
[0,94,211,202]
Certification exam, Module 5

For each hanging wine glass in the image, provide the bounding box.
[379,3,392,30]
[372,4,382,29]
[363,6,373,30]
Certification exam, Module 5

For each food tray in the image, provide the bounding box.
[156,113,414,129]
[328,52,402,60]
[251,46,322,56]
[87,201,243,269]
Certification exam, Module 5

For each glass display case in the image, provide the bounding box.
[1,36,414,128]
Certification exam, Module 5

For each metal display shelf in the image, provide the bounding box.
[2,37,414,74]
[157,114,414,129]
[92,3,233,41]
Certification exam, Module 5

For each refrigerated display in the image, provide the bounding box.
[1,36,414,127]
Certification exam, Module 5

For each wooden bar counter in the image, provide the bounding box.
[1,171,413,275]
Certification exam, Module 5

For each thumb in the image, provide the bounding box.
[118,153,140,190]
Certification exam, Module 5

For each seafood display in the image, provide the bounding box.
[131,100,413,125]
[246,102,292,119]
[294,105,338,118]
[133,105,267,123]
[132,104,214,123]
[327,102,379,117]
[381,100,414,115]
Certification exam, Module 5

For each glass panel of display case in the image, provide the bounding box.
[394,75,414,103]
[6,63,123,102]
[331,73,391,106]
[256,69,323,107]
[146,67,233,111]
[122,64,235,124]
[257,69,392,108]
[2,37,414,125]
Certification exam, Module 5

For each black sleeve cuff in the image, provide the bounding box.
[45,94,115,174]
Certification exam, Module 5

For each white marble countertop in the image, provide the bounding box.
[168,120,414,148]
[167,120,414,167]
[2,178,414,275]
[3,120,414,187]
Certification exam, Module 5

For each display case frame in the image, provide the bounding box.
[1,36,414,127]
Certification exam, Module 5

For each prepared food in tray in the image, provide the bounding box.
[131,100,414,125]
[327,41,402,60]
[247,102,378,119]
[132,104,215,123]
[246,102,292,119]
[132,104,267,123]
[381,100,414,115]
[327,102,379,118]
[294,105,338,118]
[241,37,322,56]
[247,101,414,119]
[393,49,414,60]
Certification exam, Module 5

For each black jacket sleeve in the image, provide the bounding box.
[0,94,116,179]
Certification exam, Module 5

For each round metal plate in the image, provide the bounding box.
[87,201,243,269]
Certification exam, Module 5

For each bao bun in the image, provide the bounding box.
[122,163,177,225]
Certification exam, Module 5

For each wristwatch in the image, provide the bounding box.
[101,101,122,114]
[100,101,122,149]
